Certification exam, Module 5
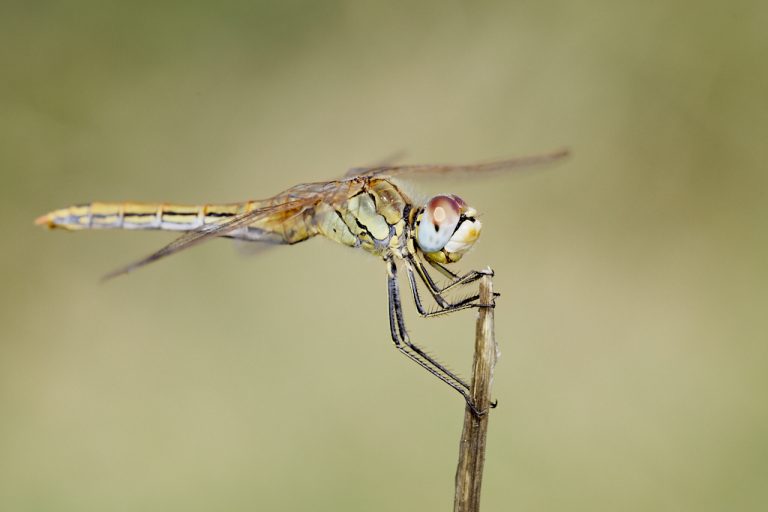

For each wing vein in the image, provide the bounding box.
[101,199,306,281]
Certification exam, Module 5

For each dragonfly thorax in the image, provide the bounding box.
[414,194,482,264]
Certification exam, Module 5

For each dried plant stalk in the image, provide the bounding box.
[453,272,497,512]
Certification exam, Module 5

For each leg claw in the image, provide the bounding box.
[465,397,498,417]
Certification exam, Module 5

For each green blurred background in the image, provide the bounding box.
[2,1,767,510]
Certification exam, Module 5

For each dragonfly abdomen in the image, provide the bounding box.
[37,202,224,231]
[35,201,313,245]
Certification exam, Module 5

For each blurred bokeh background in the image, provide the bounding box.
[2,1,767,510]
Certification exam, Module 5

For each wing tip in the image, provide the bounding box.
[531,146,570,164]
[99,272,122,283]
[100,264,133,282]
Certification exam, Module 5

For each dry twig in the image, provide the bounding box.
[453,272,498,512]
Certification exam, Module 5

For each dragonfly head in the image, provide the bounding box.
[415,194,482,264]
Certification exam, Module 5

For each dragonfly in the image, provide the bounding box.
[36,148,567,415]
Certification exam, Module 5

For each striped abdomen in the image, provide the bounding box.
[35,201,313,244]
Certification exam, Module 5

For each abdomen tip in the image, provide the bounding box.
[35,213,52,227]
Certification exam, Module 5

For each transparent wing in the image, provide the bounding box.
[232,239,282,258]
[345,147,569,179]
[102,198,308,281]
[101,176,368,281]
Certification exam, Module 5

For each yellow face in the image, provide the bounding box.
[415,195,482,264]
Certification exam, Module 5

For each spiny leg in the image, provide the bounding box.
[426,259,494,294]
[409,253,492,300]
[386,258,489,416]
[404,260,487,318]
[404,256,499,411]
[407,255,497,311]
[388,259,469,389]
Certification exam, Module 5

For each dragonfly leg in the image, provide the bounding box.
[418,256,493,295]
[426,260,494,294]
[387,258,490,416]
[404,261,491,318]
[407,255,497,313]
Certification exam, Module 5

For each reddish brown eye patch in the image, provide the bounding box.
[450,194,467,210]
[426,195,460,228]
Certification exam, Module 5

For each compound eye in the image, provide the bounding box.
[416,195,461,252]
[450,194,468,210]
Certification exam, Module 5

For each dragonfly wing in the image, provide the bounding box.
[345,149,409,177]
[101,199,306,281]
[232,239,283,258]
[344,147,569,179]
